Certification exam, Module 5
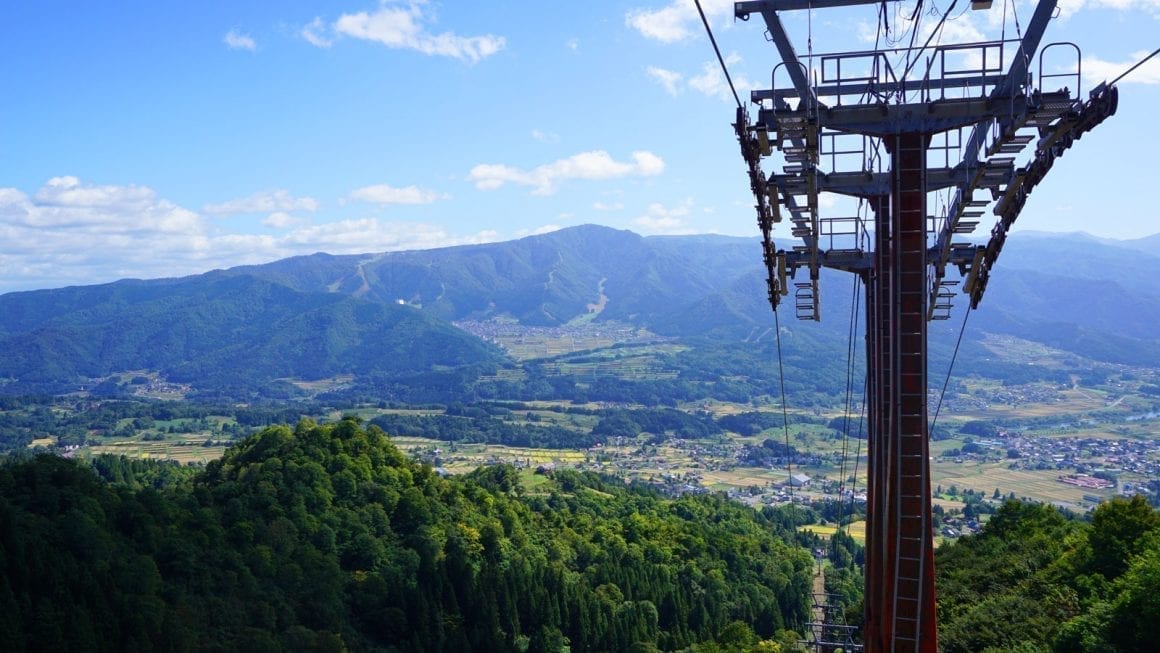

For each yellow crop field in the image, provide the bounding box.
[798,520,866,544]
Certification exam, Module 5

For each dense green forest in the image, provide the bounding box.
[0,419,815,652]
[5,415,1160,651]
[935,496,1160,652]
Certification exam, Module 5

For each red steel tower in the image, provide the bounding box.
[732,0,1118,649]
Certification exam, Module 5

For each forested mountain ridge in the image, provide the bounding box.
[5,225,1160,399]
[0,274,506,395]
[220,225,763,329]
[935,496,1160,652]
[0,419,815,652]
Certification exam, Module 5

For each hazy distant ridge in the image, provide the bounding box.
[4,224,1160,394]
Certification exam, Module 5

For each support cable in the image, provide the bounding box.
[847,383,867,526]
[837,273,862,529]
[1001,0,1008,43]
[899,0,959,99]
[861,1,889,103]
[1110,47,1160,86]
[1011,0,1029,95]
[930,304,972,434]
[902,0,926,95]
[880,0,892,46]
[808,0,815,98]
[773,308,796,504]
[694,0,743,109]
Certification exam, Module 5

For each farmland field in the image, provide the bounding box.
[798,519,866,544]
[88,436,227,465]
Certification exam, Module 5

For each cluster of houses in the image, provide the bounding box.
[454,319,657,351]
[940,384,1065,412]
[939,432,1160,485]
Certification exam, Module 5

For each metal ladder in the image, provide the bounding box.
[891,132,933,650]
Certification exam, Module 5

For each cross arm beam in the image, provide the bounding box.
[994,0,1059,98]
[736,0,880,12]
[734,4,819,110]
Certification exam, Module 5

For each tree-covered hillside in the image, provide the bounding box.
[0,419,814,652]
[7,226,1160,401]
[935,496,1160,652]
[219,225,761,330]
[0,274,506,396]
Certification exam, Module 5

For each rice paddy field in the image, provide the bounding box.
[798,520,867,544]
[88,435,228,465]
[931,459,1114,508]
[33,354,1158,527]
[455,319,676,363]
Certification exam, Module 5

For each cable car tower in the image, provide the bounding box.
[732,0,1118,650]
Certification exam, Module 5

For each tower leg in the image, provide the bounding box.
[864,133,938,653]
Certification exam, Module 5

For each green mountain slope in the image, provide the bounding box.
[4,226,1160,398]
[936,497,1160,652]
[222,224,761,329]
[0,274,504,392]
[0,419,814,651]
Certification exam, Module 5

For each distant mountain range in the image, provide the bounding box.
[218,225,762,330]
[2,224,1159,398]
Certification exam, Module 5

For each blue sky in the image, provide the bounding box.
[1,0,1156,293]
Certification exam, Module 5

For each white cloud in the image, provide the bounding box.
[648,66,684,95]
[1058,0,1160,19]
[531,128,560,143]
[301,17,334,47]
[262,212,307,229]
[515,224,564,237]
[688,58,754,101]
[633,199,696,234]
[468,150,665,195]
[0,178,503,293]
[349,183,442,205]
[566,38,580,52]
[224,29,257,51]
[1084,51,1160,85]
[626,0,734,43]
[34,176,155,212]
[281,218,497,251]
[859,2,1158,86]
[689,61,726,96]
[593,201,624,211]
[0,179,217,289]
[306,1,506,62]
[204,189,319,215]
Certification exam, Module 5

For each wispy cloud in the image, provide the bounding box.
[1058,0,1160,19]
[303,1,506,63]
[1084,51,1160,85]
[301,17,333,47]
[626,0,733,43]
[515,224,564,237]
[633,199,696,235]
[262,212,307,229]
[204,189,319,215]
[468,151,665,195]
[647,66,683,95]
[348,183,442,205]
[224,29,257,51]
[647,56,753,100]
[531,128,560,144]
[279,218,497,251]
[688,55,754,101]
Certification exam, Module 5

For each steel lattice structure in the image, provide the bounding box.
[732,0,1118,650]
